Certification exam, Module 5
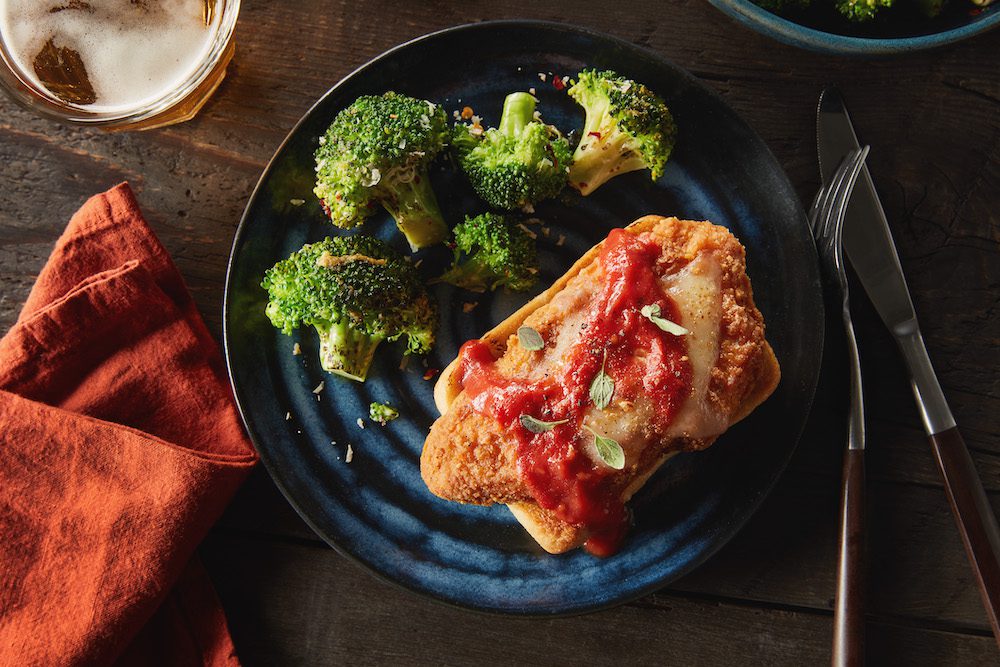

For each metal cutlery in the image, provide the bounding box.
[810,146,871,667]
[817,87,1000,650]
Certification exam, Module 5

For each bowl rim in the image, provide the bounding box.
[708,0,1000,55]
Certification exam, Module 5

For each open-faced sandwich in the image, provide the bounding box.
[420,215,780,556]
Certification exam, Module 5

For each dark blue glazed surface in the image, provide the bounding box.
[710,0,1000,55]
[223,20,823,615]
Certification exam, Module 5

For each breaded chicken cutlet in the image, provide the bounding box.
[421,215,780,555]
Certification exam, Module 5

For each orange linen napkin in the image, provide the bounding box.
[0,183,258,665]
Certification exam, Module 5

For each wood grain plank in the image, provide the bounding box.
[1,0,999,661]
[200,532,999,666]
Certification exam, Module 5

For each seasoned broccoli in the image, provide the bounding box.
[262,235,437,382]
[314,92,450,251]
[836,0,893,19]
[452,92,573,210]
[369,402,400,425]
[566,69,677,196]
[432,213,538,292]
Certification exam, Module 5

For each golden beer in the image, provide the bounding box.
[0,0,239,130]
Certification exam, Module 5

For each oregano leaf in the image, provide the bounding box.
[519,414,569,434]
[640,304,689,336]
[589,350,614,409]
[517,326,545,351]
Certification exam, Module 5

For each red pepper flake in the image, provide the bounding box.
[423,368,440,381]
[553,76,565,91]
[545,142,559,169]
[588,131,602,139]
[969,7,982,15]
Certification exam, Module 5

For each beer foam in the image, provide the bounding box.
[0,0,221,113]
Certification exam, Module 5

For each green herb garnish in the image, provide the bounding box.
[583,424,625,470]
[519,414,569,433]
[517,325,545,351]
[589,350,614,409]
[640,304,689,336]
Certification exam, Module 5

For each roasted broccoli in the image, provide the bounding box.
[566,70,677,196]
[432,213,538,292]
[369,402,400,425]
[313,92,450,251]
[262,235,437,382]
[835,0,894,19]
[452,92,573,210]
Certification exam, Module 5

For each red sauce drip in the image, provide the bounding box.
[458,229,692,556]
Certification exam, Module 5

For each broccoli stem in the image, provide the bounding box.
[317,319,386,382]
[431,254,492,292]
[569,124,648,196]
[499,92,537,137]
[378,168,449,251]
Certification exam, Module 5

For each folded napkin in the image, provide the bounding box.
[0,184,257,665]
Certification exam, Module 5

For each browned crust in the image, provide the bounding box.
[420,216,780,553]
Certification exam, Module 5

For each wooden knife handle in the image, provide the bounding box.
[832,448,865,667]
[929,426,1000,647]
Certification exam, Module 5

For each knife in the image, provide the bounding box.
[818,87,1000,650]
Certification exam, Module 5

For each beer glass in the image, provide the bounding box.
[0,0,240,130]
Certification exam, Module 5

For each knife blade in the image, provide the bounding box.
[818,88,954,434]
[817,87,1000,649]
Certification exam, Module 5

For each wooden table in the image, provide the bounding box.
[2,1,998,664]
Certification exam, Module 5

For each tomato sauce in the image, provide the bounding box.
[458,229,692,556]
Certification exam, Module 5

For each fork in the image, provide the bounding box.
[809,145,871,667]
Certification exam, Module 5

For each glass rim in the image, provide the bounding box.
[0,0,240,127]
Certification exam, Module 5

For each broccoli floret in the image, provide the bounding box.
[566,69,677,196]
[432,213,538,292]
[369,402,400,425]
[262,235,437,382]
[836,0,893,20]
[314,92,450,251]
[452,92,573,210]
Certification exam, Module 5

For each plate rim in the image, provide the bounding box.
[222,18,826,617]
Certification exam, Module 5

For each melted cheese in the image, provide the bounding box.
[662,253,726,438]
[571,253,726,463]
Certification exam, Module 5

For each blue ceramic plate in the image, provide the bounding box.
[710,0,1000,55]
[224,20,823,615]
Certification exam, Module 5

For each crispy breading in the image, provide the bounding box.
[420,216,780,553]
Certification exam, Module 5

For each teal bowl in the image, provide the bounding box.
[709,0,1000,55]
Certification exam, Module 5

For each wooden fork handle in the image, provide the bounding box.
[929,426,1000,647]
[832,448,865,667]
